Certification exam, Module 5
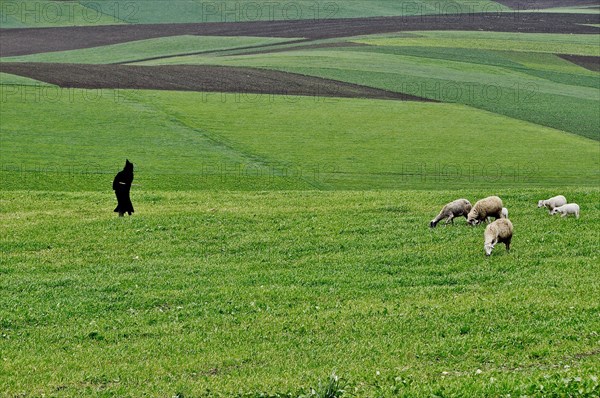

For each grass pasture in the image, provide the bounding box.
[1,188,599,397]
[1,85,599,396]
[1,4,599,396]
[1,88,598,191]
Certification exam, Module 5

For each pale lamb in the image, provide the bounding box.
[538,195,567,213]
[550,203,580,219]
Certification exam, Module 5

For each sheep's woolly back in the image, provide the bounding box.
[468,196,503,223]
[444,199,472,215]
[539,195,567,210]
[484,219,513,244]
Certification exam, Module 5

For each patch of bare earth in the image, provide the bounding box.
[0,62,434,102]
[558,54,600,71]
[1,13,598,57]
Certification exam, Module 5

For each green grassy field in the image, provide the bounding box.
[0,36,296,64]
[1,11,599,396]
[0,0,509,28]
[1,88,598,191]
[353,31,600,56]
[1,188,599,397]
[0,72,55,86]
[138,31,599,141]
[528,6,600,14]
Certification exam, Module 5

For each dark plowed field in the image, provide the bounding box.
[0,62,433,102]
[495,0,599,9]
[1,12,598,57]
[558,54,600,71]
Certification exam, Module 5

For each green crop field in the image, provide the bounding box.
[138,31,599,141]
[1,86,599,396]
[1,3,599,396]
[0,36,296,64]
[1,88,598,191]
[0,0,509,28]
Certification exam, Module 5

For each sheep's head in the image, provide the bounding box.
[466,209,478,225]
[485,242,495,256]
[549,208,559,216]
[537,200,545,208]
[467,215,479,226]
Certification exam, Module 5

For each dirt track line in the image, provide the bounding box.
[0,62,435,103]
[123,41,367,64]
[116,38,310,64]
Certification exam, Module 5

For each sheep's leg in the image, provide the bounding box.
[505,239,511,253]
[576,211,580,219]
[561,212,567,218]
[445,214,454,225]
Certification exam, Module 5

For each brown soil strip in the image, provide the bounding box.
[0,62,434,102]
[495,1,599,9]
[1,12,598,57]
[558,54,600,71]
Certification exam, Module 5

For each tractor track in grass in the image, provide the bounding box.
[0,62,434,102]
[112,38,310,64]
[1,12,598,57]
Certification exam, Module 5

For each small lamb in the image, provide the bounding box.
[550,203,580,219]
[484,218,513,256]
[430,199,472,228]
[538,195,567,213]
[467,196,503,226]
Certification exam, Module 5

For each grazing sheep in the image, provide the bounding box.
[467,196,503,226]
[501,207,509,219]
[537,195,567,213]
[484,219,513,256]
[430,199,472,228]
[550,203,580,219]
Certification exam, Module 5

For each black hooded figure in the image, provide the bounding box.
[113,159,134,217]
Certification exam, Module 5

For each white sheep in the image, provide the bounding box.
[484,218,513,256]
[501,207,509,219]
[538,195,567,213]
[467,196,503,226]
[430,199,472,228]
[550,203,580,219]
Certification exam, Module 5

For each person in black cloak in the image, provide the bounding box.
[113,159,134,217]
